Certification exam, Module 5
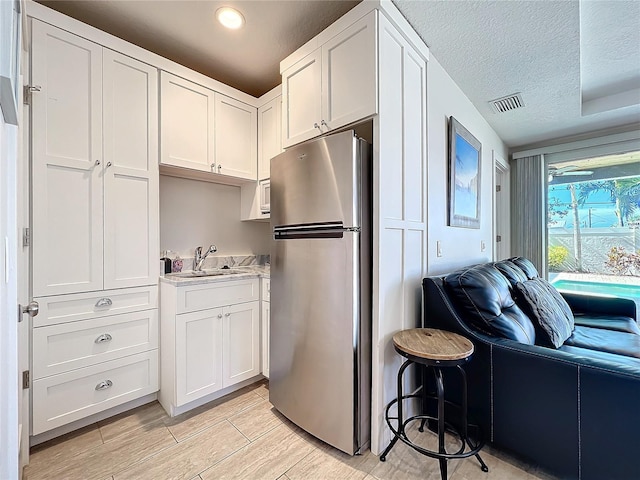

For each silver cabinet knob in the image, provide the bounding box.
[95,380,113,391]
[211,163,216,171]
[21,301,39,318]
[95,298,113,307]
[218,164,222,171]
[95,333,113,344]
[95,160,101,166]
[106,162,112,168]
[321,120,328,128]
[314,122,321,130]
[225,312,231,317]
[217,314,223,319]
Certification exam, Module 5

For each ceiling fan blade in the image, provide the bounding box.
[560,170,594,176]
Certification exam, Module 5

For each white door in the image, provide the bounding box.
[175,308,223,406]
[103,51,159,289]
[223,301,260,387]
[282,49,322,148]
[257,96,281,181]
[214,94,257,180]
[322,11,377,131]
[31,21,104,297]
[261,301,270,378]
[17,44,30,472]
[160,72,214,172]
[494,157,510,261]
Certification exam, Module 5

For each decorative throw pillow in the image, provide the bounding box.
[514,278,574,348]
[538,278,575,330]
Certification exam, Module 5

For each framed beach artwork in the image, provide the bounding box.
[448,117,481,228]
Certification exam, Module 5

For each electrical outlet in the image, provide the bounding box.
[481,241,486,252]
[437,241,442,257]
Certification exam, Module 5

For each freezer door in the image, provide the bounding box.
[270,232,361,455]
[270,130,362,228]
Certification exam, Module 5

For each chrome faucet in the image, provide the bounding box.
[194,245,217,271]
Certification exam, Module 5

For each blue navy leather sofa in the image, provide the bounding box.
[422,257,640,480]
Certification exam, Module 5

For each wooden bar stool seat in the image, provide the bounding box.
[380,328,488,479]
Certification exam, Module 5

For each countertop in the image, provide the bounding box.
[160,265,270,287]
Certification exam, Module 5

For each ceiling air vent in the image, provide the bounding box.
[489,93,525,113]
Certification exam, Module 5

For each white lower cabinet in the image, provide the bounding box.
[261,278,270,379]
[160,278,261,416]
[32,350,158,435]
[175,307,223,406]
[31,286,159,436]
[33,309,158,379]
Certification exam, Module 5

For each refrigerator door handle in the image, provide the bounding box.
[274,223,360,239]
[275,229,346,239]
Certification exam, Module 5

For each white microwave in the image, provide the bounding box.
[259,179,270,213]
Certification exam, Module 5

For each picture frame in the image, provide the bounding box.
[448,116,481,229]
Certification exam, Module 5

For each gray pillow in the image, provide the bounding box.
[514,278,574,348]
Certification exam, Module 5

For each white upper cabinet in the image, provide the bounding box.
[103,50,159,290]
[322,12,377,131]
[282,11,377,148]
[214,94,257,180]
[160,71,215,173]
[31,21,159,297]
[282,50,322,148]
[31,21,104,297]
[160,72,258,182]
[258,95,282,180]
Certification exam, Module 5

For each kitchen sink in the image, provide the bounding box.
[168,269,245,278]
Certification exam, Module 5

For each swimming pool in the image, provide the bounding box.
[552,279,640,299]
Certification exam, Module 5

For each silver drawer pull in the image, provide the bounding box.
[95,298,113,307]
[95,380,113,391]
[95,333,113,344]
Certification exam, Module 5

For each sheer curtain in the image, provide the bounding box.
[510,154,546,277]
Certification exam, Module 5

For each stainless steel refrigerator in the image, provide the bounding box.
[270,130,371,455]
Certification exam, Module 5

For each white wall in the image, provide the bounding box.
[426,56,509,274]
[0,103,20,480]
[159,175,271,260]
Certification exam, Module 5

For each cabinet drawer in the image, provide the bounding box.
[32,350,158,435]
[177,278,259,314]
[261,278,270,302]
[33,310,158,379]
[34,285,158,327]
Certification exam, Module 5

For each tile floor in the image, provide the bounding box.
[24,381,560,480]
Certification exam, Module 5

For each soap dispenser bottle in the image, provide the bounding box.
[160,250,172,275]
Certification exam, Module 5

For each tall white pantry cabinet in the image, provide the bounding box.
[30,20,159,435]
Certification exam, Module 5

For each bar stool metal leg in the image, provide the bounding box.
[380,359,412,461]
[419,364,428,433]
[434,367,447,480]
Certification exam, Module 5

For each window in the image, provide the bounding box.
[546,151,640,297]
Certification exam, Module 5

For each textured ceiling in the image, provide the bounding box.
[580,0,640,114]
[35,0,640,147]
[393,0,640,147]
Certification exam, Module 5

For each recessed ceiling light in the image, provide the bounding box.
[216,7,245,29]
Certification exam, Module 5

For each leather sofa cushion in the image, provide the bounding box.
[509,257,539,279]
[574,314,640,335]
[444,264,536,344]
[564,325,640,359]
[494,260,528,286]
[515,277,574,348]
